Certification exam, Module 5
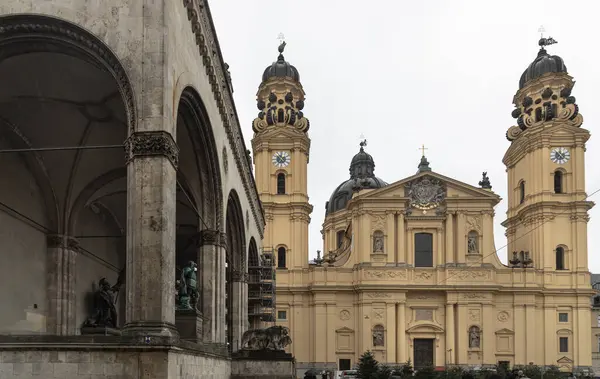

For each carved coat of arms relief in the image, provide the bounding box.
[405,176,446,212]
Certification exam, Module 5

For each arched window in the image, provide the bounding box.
[277,173,286,194]
[336,230,345,248]
[277,108,284,123]
[372,325,385,347]
[519,181,526,204]
[414,233,433,267]
[554,171,563,194]
[556,246,565,270]
[277,247,286,268]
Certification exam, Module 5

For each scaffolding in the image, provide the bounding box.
[248,248,276,327]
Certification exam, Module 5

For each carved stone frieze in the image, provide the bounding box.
[466,215,482,233]
[365,270,406,280]
[462,293,487,300]
[452,270,489,280]
[182,0,264,237]
[415,309,433,321]
[222,146,228,173]
[373,309,384,320]
[125,131,179,168]
[366,292,391,299]
[371,214,386,232]
[339,310,351,321]
[497,311,510,322]
[468,309,481,322]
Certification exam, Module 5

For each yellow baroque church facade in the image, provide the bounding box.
[250,39,594,375]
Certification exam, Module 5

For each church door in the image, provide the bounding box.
[413,339,434,368]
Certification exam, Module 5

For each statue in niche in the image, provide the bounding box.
[469,326,481,348]
[373,233,384,253]
[83,277,121,329]
[177,261,199,310]
[467,231,478,254]
[372,325,384,347]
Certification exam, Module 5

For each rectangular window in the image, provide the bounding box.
[414,233,433,268]
[277,310,287,320]
[558,313,568,322]
[339,359,351,371]
[559,337,568,353]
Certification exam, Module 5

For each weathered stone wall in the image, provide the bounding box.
[0,137,49,334]
[0,348,231,378]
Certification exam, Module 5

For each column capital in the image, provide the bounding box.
[194,230,228,249]
[125,131,179,168]
[46,234,80,251]
[231,270,248,283]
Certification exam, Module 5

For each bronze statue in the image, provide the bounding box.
[240,326,292,351]
[177,261,198,310]
[83,277,120,328]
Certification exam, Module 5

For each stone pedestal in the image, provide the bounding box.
[231,350,296,379]
[175,308,203,343]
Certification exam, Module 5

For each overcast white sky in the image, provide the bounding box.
[210,0,600,271]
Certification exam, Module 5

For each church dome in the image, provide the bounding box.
[325,142,387,215]
[518,38,567,89]
[262,42,300,82]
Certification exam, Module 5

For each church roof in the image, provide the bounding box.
[261,42,300,82]
[325,141,387,215]
[519,37,567,89]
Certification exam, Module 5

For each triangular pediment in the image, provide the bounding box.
[557,356,573,364]
[357,171,500,203]
[495,328,514,335]
[336,327,354,333]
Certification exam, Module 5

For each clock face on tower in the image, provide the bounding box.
[272,151,291,168]
[550,147,571,165]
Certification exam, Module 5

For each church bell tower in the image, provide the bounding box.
[251,42,312,269]
[503,36,593,278]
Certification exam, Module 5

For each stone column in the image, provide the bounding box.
[218,231,227,343]
[197,229,219,342]
[122,131,179,342]
[445,303,455,365]
[230,271,245,351]
[46,235,78,335]
[456,212,466,264]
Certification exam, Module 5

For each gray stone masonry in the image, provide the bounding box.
[0,336,231,378]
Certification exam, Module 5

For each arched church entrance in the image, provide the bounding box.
[0,14,135,335]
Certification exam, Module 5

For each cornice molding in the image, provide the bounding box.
[182,0,265,236]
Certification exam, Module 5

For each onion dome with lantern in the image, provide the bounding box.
[506,35,583,142]
[325,140,388,215]
[252,41,309,134]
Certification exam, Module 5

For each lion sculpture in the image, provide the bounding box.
[240,325,292,351]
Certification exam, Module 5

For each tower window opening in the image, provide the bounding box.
[519,181,525,204]
[336,230,345,248]
[554,171,563,194]
[556,246,565,270]
[277,173,286,194]
[277,247,286,268]
[277,109,284,123]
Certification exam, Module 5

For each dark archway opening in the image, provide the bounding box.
[0,15,134,334]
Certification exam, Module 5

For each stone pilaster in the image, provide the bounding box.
[122,131,180,343]
[46,235,78,335]
[218,231,227,344]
